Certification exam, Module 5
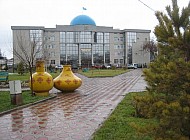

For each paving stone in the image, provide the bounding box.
[0,69,146,140]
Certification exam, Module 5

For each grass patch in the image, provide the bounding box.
[92,92,158,140]
[8,73,31,81]
[8,69,128,80]
[8,72,60,81]
[78,69,129,78]
[0,91,50,113]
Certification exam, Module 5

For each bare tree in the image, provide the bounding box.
[41,45,50,71]
[143,39,158,62]
[13,30,44,96]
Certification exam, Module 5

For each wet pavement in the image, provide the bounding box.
[0,69,147,140]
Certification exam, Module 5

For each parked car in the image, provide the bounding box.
[55,65,63,69]
[103,64,111,69]
[127,64,137,69]
[112,63,122,68]
[105,64,111,69]
[133,63,138,68]
[94,64,102,69]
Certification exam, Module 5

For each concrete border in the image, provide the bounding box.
[0,94,57,117]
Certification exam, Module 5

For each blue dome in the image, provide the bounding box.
[70,15,96,26]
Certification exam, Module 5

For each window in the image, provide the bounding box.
[66,44,79,65]
[50,52,55,57]
[104,33,109,43]
[44,36,48,41]
[127,32,137,64]
[114,37,118,42]
[60,44,66,64]
[127,32,137,43]
[30,30,42,41]
[60,32,66,43]
[120,59,123,64]
[93,44,103,64]
[74,32,80,43]
[51,60,55,64]
[50,36,55,41]
[114,45,118,49]
[30,30,43,59]
[120,51,124,56]
[48,44,54,49]
[66,32,74,43]
[114,59,118,64]
[104,44,110,63]
[80,32,92,43]
[97,32,103,43]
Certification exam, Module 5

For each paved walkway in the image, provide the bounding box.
[0,69,147,140]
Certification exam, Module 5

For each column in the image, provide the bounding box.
[78,43,81,67]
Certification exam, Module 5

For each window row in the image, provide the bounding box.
[114,45,124,49]
[114,51,124,56]
[114,59,124,64]
[44,36,55,41]
[127,32,136,45]
[114,37,124,42]
[60,44,110,51]
[45,44,56,49]
[30,30,43,42]
[60,32,110,43]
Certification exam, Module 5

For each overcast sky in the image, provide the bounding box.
[0,0,189,59]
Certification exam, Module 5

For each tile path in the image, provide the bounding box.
[0,69,147,140]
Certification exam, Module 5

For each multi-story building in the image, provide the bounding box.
[11,14,151,68]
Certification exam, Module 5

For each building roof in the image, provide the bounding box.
[70,15,96,26]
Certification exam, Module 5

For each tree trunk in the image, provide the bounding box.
[29,69,35,96]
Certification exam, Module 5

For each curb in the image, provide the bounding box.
[0,94,57,117]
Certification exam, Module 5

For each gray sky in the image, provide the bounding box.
[0,0,189,59]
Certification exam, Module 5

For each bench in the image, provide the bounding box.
[0,71,9,83]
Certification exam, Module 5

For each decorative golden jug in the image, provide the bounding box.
[29,60,53,96]
[53,65,82,92]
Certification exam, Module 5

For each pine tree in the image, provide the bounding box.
[154,0,190,61]
[133,0,190,139]
[17,61,25,75]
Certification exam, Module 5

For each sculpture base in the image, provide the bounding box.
[35,92,49,97]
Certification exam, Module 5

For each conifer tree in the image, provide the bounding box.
[134,0,190,139]
[17,61,25,75]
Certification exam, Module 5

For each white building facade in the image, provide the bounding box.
[11,15,151,68]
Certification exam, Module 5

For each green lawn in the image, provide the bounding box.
[0,91,50,113]
[78,68,129,78]
[8,69,129,80]
[92,92,157,140]
[8,72,60,81]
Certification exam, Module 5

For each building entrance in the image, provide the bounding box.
[80,44,92,68]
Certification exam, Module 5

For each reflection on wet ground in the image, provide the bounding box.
[0,69,146,140]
